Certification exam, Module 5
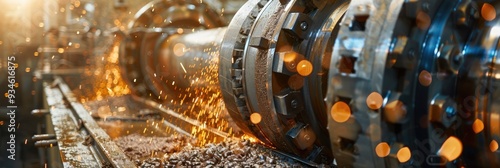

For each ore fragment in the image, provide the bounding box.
[115,134,306,167]
[82,135,93,146]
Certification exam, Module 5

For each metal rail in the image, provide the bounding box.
[44,76,232,167]
[44,75,321,167]
[45,77,135,167]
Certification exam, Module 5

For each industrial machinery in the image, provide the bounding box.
[17,0,500,167]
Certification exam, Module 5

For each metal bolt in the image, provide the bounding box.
[31,109,50,116]
[291,99,298,109]
[408,49,416,60]
[445,106,456,118]
[32,134,56,141]
[300,21,308,31]
[303,134,310,141]
[422,2,430,12]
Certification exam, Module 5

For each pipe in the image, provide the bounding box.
[154,27,227,92]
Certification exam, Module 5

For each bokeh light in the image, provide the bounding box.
[375,142,390,157]
[438,136,463,161]
[366,92,383,110]
[397,147,411,163]
[331,101,351,123]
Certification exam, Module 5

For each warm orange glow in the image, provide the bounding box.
[482,3,497,21]
[384,100,406,123]
[492,114,500,138]
[438,136,463,161]
[375,142,390,157]
[366,92,383,110]
[241,134,260,143]
[173,43,186,57]
[331,101,351,123]
[490,140,499,152]
[288,74,304,90]
[297,60,313,77]
[284,52,298,62]
[75,44,130,101]
[58,48,65,54]
[472,119,484,134]
[419,70,432,86]
[397,147,411,163]
[416,11,431,30]
[177,28,184,34]
[4,0,31,6]
[250,113,262,124]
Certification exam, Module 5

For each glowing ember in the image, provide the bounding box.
[490,140,499,152]
[375,142,390,157]
[297,60,313,77]
[396,147,411,163]
[482,3,497,21]
[250,113,262,124]
[366,92,383,110]
[419,70,432,86]
[438,136,463,161]
[331,101,351,123]
[472,119,484,134]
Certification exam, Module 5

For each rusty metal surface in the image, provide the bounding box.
[45,76,232,167]
[46,77,136,168]
[48,107,101,167]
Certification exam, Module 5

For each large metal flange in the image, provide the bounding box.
[457,1,500,166]
[219,0,271,145]
[220,0,349,164]
[119,0,225,99]
[326,0,401,166]
[326,0,478,167]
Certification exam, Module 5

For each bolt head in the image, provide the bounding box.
[300,22,308,31]
[445,106,457,118]
[291,99,298,108]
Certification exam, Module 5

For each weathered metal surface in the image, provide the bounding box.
[46,77,136,168]
[45,83,101,167]
[56,78,136,168]
[50,108,101,167]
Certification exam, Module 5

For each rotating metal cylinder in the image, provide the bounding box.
[151,28,226,95]
[117,0,500,167]
[119,0,350,164]
[119,0,226,99]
